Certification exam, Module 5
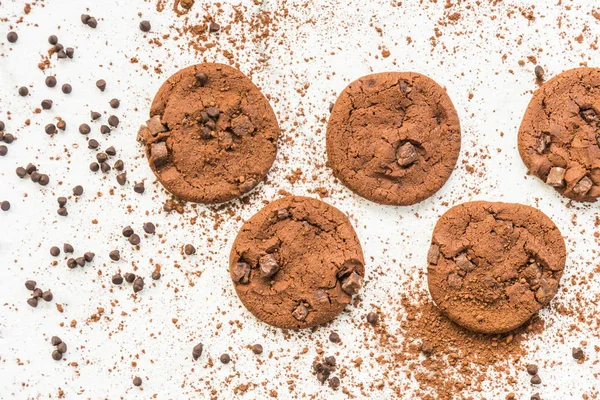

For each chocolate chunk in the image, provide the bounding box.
[276,208,289,220]
[192,343,203,360]
[341,271,363,295]
[112,274,124,285]
[184,244,196,255]
[292,304,308,321]
[146,116,167,135]
[396,142,419,167]
[42,290,53,302]
[231,115,255,136]
[195,72,208,86]
[207,107,220,119]
[535,277,557,303]
[219,354,231,364]
[572,347,584,360]
[535,134,551,154]
[51,336,62,346]
[580,107,599,125]
[96,79,106,92]
[455,253,475,272]
[132,377,142,387]
[447,273,463,289]
[25,280,37,290]
[151,142,169,168]
[109,250,120,261]
[572,176,593,195]
[545,167,565,187]
[51,350,63,360]
[259,253,279,278]
[231,262,250,284]
[252,344,263,354]
[139,20,151,32]
[427,244,440,264]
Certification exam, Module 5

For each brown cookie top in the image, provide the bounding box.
[326,72,461,206]
[229,196,365,329]
[427,201,566,334]
[518,67,600,202]
[140,63,279,204]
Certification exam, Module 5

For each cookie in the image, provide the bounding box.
[229,196,365,329]
[326,72,461,205]
[427,201,566,334]
[518,67,600,202]
[139,63,279,204]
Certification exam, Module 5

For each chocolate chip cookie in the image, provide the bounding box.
[326,72,461,205]
[518,67,600,202]
[229,196,365,329]
[427,201,566,334]
[139,63,280,204]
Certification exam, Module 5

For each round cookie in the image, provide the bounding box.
[140,63,279,204]
[326,72,461,206]
[518,67,600,202]
[427,201,566,334]
[229,196,365,329]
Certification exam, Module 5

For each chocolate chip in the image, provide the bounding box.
[45,76,57,88]
[572,347,584,360]
[18,86,29,96]
[100,162,111,173]
[276,208,290,220]
[41,99,53,110]
[530,374,541,385]
[56,342,67,353]
[109,250,120,261]
[114,159,124,171]
[292,304,308,321]
[455,253,475,272]
[38,174,50,186]
[57,120,66,130]
[122,226,134,237]
[139,20,151,32]
[192,343,203,360]
[47,35,58,45]
[328,332,341,343]
[112,274,123,284]
[86,17,98,28]
[57,207,68,216]
[108,115,119,127]
[209,22,220,33]
[61,84,72,94]
[45,124,56,135]
[51,350,63,360]
[231,262,250,284]
[184,244,196,255]
[128,234,140,245]
[25,280,36,290]
[252,344,263,354]
[366,312,379,325]
[50,246,60,257]
[7,31,18,43]
[84,252,95,262]
[51,336,62,346]
[89,162,99,172]
[105,146,116,156]
[328,376,340,389]
[79,124,91,135]
[98,124,110,134]
[27,297,38,307]
[65,47,74,58]
[534,65,544,79]
[124,273,136,283]
[75,257,85,267]
[573,176,593,196]
[96,152,108,163]
[329,103,334,113]
[42,290,53,302]
[527,364,538,376]
[66,258,77,269]
[134,182,145,194]
[90,111,101,120]
[88,139,99,149]
[3,133,14,143]
[59,198,68,209]
[151,270,161,280]
[396,142,419,167]
[132,377,142,387]
[96,79,106,92]
[109,98,120,109]
[219,354,231,364]
[133,277,144,293]
[146,116,167,135]
[546,167,565,187]
[341,272,363,295]
[16,167,26,178]
[116,172,127,186]
[73,185,83,196]
[0,146,7,156]
[259,253,279,278]
[54,43,63,52]
[0,121,4,131]
[57,49,67,59]
[81,14,90,24]
[30,171,41,182]
[32,288,43,298]
[1,200,10,211]
[195,72,208,86]
[207,107,220,119]
[143,222,155,234]
[531,393,541,400]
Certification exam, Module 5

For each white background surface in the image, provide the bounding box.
[1,0,599,398]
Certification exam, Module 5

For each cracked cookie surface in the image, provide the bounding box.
[229,196,365,329]
[326,72,461,205]
[518,67,600,202]
[143,63,279,204]
[427,201,566,334]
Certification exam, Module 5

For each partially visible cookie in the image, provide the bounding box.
[326,72,461,205]
[229,196,365,329]
[140,63,279,204]
[427,201,566,334]
[518,67,600,202]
